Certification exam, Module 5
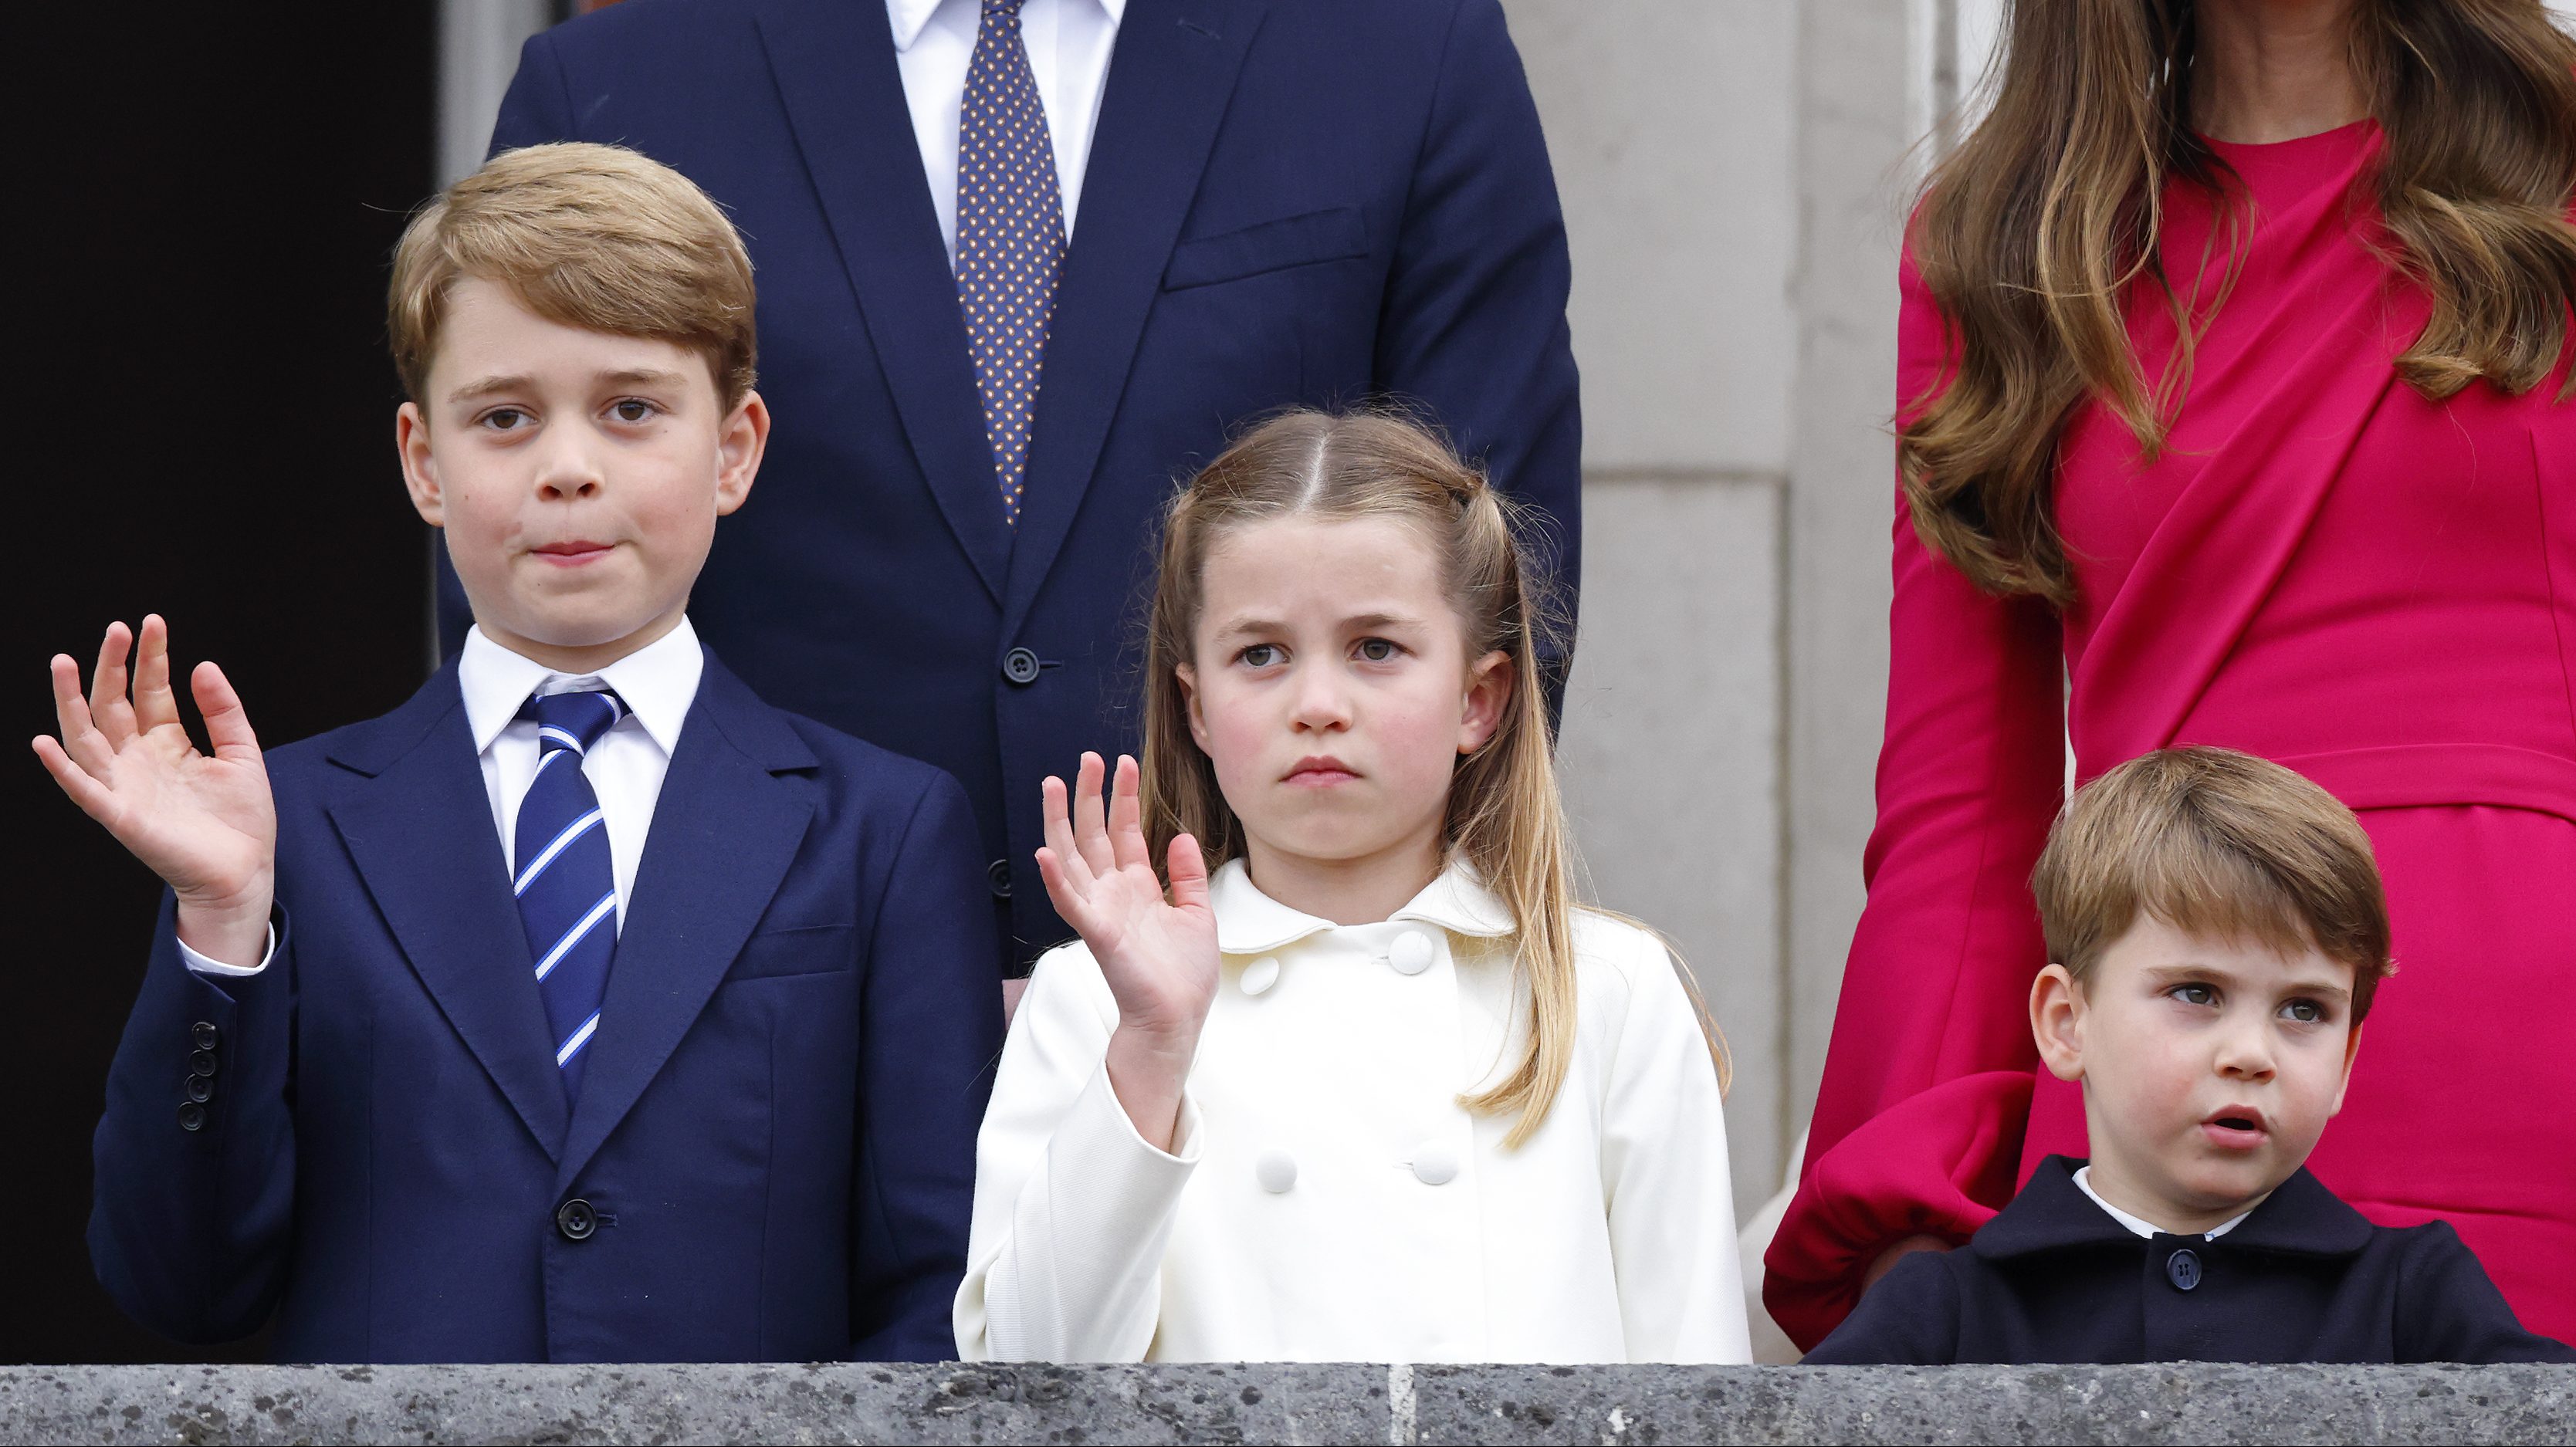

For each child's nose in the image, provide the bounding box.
[2212,1019,2277,1080]
[532,443,607,502]
[1289,669,1352,732]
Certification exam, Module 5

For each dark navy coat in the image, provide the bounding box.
[466,0,1582,966]
[89,653,1000,1363]
[1807,1156,2576,1366]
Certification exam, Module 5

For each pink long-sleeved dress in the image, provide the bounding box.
[1767,120,2576,1351]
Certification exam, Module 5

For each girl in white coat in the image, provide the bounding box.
[954,411,1750,1364]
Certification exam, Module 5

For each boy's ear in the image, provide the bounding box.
[2328,1023,2364,1117]
[1458,649,1512,754]
[713,389,770,518]
[1176,663,1211,755]
[395,402,445,528]
[2030,963,2088,1084]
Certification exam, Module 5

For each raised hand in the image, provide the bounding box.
[32,617,277,966]
[1034,752,1217,1151]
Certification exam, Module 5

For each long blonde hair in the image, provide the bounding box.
[1140,409,1610,1146]
[1901,0,2576,605]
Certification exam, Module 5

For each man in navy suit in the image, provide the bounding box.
[472,0,1582,972]
[45,144,996,1362]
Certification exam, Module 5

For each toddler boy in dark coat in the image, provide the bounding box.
[1808,747,2571,1365]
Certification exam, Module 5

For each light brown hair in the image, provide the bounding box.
[1140,409,1722,1145]
[2032,747,2392,1021]
[1903,0,2576,605]
[388,142,758,408]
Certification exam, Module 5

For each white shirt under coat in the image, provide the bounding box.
[180,619,703,975]
[887,0,1126,265]
[954,858,1752,1364]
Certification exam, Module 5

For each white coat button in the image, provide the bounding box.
[1410,1142,1460,1185]
[1240,956,1281,996]
[1255,1148,1298,1194]
[1388,930,1436,975]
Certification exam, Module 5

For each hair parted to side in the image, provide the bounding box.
[1140,408,1725,1147]
[1904,0,2576,606]
[2032,747,2393,1022]
[388,142,758,408]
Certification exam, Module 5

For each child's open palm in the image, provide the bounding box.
[1035,752,1217,1042]
[33,617,276,961]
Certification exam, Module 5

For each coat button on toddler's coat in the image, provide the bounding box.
[1410,1142,1460,1185]
[1254,1149,1298,1194]
[1388,930,1435,975]
[1239,957,1280,996]
[2166,1247,2202,1291]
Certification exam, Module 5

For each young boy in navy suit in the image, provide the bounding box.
[36,144,1000,1364]
[1808,747,2571,1366]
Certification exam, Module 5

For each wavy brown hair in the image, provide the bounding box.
[1903,0,2576,604]
[1140,409,1725,1146]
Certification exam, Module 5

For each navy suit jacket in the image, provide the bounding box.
[468,0,1582,965]
[1806,1157,2576,1366]
[89,651,1000,1363]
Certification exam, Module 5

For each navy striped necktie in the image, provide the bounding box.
[956,0,1065,525]
[513,688,625,1100]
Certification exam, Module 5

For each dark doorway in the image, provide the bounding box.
[4,3,438,1363]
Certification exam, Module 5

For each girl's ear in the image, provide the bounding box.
[1177,662,1211,754]
[1457,649,1512,755]
[2030,964,2087,1084]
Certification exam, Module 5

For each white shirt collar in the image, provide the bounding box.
[1208,854,1518,955]
[885,0,1126,53]
[2072,1164,2253,1241]
[458,617,705,759]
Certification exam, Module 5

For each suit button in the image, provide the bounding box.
[1254,1148,1298,1194]
[188,1050,218,1079]
[178,1103,206,1132]
[1001,647,1042,685]
[1411,1142,1461,1185]
[555,1199,598,1242]
[2166,1246,2202,1291]
[191,1022,219,1050]
[185,1075,214,1104]
[1388,929,1435,975]
[987,858,1013,899]
[1239,956,1280,996]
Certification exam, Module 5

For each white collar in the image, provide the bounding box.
[1208,854,1518,955]
[2073,1164,2254,1241]
[458,617,704,758]
[885,0,1128,53]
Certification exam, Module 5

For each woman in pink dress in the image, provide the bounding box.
[1767,0,2576,1351]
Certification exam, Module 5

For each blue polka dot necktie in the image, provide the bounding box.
[513,688,625,1101]
[956,0,1065,525]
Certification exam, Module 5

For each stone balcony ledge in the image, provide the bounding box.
[4,1361,2569,1445]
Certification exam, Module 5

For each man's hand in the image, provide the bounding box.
[1034,752,1218,1151]
[33,616,277,966]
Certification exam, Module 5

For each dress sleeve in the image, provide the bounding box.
[1596,930,1752,1364]
[951,945,1203,1362]
[1761,248,2067,1351]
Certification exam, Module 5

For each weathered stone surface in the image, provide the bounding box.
[2,1362,2568,1445]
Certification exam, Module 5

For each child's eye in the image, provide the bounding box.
[1355,638,1399,663]
[2280,999,2327,1025]
[2169,983,2219,1008]
[608,398,659,424]
[1239,644,1281,668]
[480,407,533,432]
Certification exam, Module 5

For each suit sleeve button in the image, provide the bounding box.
[987,858,1013,899]
[188,1051,218,1079]
[178,1103,207,1132]
[1001,647,1042,685]
[185,1076,214,1104]
[555,1199,598,1242]
[191,1022,219,1050]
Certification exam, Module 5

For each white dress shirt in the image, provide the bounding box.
[2073,1165,2253,1240]
[180,620,705,976]
[887,0,1126,265]
[955,859,1753,1364]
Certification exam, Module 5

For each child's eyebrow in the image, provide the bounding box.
[447,373,536,404]
[597,367,692,390]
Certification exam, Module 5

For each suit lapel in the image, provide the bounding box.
[1002,0,1268,637]
[755,0,1010,599]
[553,656,819,1188]
[326,664,570,1160]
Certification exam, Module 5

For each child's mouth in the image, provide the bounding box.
[2200,1109,2268,1150]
